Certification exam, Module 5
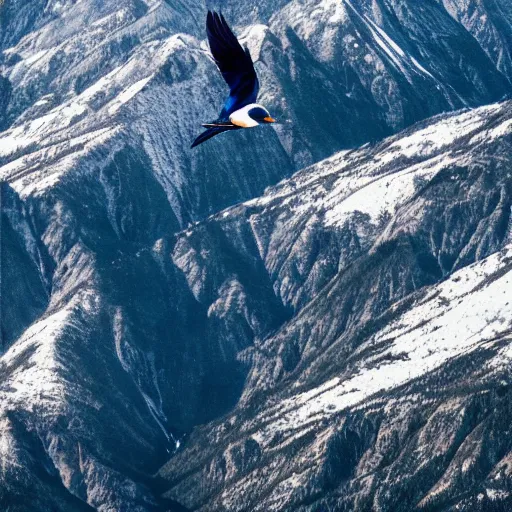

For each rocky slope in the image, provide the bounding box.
[160,100,512,511]
[438,0,512,81]
[1,0,512,510]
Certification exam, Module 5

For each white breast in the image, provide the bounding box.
[229,103,262,128]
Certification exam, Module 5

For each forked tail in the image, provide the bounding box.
[191,124,241,148]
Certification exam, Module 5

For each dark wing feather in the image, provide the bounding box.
[206,11,259,119]
[190,124,241,148]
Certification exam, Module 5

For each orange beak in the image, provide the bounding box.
[264,116,276,123]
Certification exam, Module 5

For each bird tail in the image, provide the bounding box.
[201,121,234,128]
[190,125,240,148]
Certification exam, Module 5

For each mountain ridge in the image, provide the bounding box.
[1,0,512,510]
[160,99,512,511]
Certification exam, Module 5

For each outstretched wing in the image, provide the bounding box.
[206,11,259,119]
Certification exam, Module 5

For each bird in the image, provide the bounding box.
[191,11,276,148]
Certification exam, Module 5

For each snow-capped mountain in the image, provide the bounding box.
[1,0,512,511]
[160,99,512,511]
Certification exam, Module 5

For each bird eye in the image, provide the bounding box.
[249,107,269,120]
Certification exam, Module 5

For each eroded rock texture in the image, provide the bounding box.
[1,0,512,510]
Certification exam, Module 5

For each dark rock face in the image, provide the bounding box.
[0,74,11,131]
[437,0,512,82]
[1,0,512,511]
[1,183,49,348]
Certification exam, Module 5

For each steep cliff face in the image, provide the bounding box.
[160,101,512,511]
[1,0,512,510]
[0,184,50,351]
[438,0,512,81]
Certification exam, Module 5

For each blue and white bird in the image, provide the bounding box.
[191,11,276,148]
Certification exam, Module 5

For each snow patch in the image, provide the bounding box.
[253,246,512,444]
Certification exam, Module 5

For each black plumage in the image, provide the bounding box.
[206,11,259,119]
[191,11,259,148]
[191,124,241,148]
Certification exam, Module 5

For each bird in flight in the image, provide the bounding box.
[191,11,276,148]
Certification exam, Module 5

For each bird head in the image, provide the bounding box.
[248,106,276,125]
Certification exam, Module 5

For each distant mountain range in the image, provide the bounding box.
[1,1,511,511]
